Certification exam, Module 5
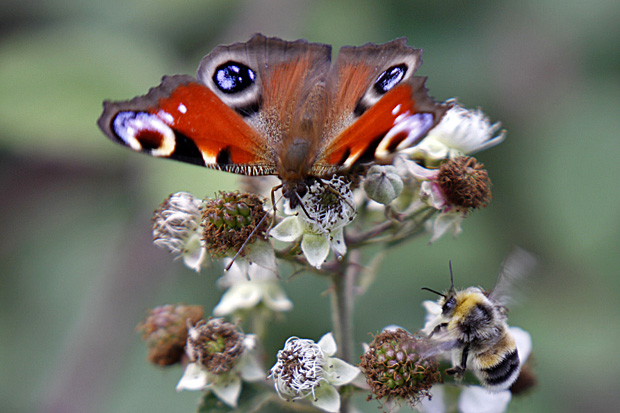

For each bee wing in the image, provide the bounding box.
[419,328,461,359]
[489,247,537,307]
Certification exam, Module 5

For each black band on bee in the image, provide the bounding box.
[482,349,520,386]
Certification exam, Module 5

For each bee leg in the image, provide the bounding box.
[446,344,469,379]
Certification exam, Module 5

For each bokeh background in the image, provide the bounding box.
[1,0,619,412]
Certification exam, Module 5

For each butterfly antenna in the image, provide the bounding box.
[224,204,273,277]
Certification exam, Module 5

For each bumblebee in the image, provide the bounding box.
[421,249,534,392]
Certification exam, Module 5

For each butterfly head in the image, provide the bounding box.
[281,178,312,209]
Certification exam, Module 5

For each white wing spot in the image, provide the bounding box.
[178,103,187,114]
[392,104,402,116]
[158,110,174,125]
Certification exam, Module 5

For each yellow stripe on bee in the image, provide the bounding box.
[475,333,516,369]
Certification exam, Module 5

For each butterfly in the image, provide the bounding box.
[98,34,448,207]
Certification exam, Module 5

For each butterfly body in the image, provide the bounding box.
[98,34,448,203]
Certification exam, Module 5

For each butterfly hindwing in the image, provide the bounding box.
[313,39,448,173]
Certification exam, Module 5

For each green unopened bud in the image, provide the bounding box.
[202,191,268,258]
[363,165,404,204]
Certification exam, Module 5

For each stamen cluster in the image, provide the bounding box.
[152,192,203,255]
[186,318,246,374]
[300,176,356,236]
[269,337,328,400]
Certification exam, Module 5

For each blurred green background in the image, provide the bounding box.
[1,0,619,412]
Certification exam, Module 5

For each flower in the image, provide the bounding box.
[359,328,440,407]
[152,192,207,272]
[268,332,360,412]
[176,319,264,408]
[136,304,204,366]
[405,100,505,167]
[270,176,356,269]
[212,259,293,316]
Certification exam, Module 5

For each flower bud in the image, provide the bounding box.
[363,165,404,204]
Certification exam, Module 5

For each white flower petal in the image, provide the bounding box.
[238,352,266,382]
[422,300,443,334]
[262,284,293,312]
[418,385,445,413]
[413,102,506,161]
[458,386,511,413]
[429,211,463,244]
[245,240,277,272]
[510,326,532,363]
[399,157,439,181]
[325,357,360,386]
[329,228,347,258]
[176,363,208,392]
[351,368,370,390]
[301,233,330,268]
[212,283,262,316]
[211,374,242,408]
[311,383,341,413]
[317,332,337,356]
[181,234,208,272]
[270,216,304,242]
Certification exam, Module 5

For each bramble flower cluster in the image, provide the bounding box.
[134,98,537,413]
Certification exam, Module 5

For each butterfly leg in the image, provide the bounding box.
[267,183,283,232]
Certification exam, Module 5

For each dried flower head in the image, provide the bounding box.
[437,156,492,211]
[359,328,440,406]
[136,304,204,366]
[152,192,207,271]
[202,191,268,258]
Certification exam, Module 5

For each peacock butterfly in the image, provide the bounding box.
[98,34,448,206]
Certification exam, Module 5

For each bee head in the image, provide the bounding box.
[421,260,458,315]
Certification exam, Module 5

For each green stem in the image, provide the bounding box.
[330,249,360,413]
